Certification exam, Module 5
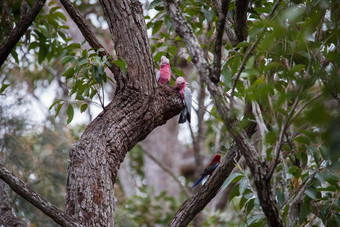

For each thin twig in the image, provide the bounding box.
[143,149,191,197]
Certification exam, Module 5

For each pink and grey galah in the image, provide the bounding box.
[156,56,171,84]
[175,77,192,124]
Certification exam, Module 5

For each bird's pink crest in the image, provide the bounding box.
[175,77,186,89]
[161,56,170,65]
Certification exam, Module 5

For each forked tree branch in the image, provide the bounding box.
[0,163,81,227]
[0,0,46,67]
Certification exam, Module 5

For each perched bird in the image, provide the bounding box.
[175,77,192,124]
[156,56,171,84]
[190,154,221,190]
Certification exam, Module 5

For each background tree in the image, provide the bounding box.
[1,0,339,227]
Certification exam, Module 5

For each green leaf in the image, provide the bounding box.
[299,199,311,223]
[66,104,74,124]
[80,104,88,113]
[291,64,305,73]
[38,45,48,64]
[49,99,62,110]
[222,172,243,190]
[228,183,240,201]
[149,0,163,9]
[28,42,40,50]
[0,84,10,93]
[63,67,75,80]
[305,187,317,200]
[61,56,75,65]
[324,174,339,185]
[113,57,127,74]
[247,214,265,226]
[54,11,67,22]
[92,65,102,84]
[245,197,255,213]
[202,8,214,22]
[82,49,88,58]
[152,20,163,35]
[55,102,64,117]
[11,49,19,64]
[239,178,248,195]
[277,189,285,205]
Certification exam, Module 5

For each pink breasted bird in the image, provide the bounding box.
[156,56,171,84]
[175,77,192,124]
[190,154,221,190]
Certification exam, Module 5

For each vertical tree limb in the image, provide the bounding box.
[234,0,249,42]
[212,0,230,83]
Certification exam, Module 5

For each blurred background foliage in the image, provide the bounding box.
[1,0,339,226]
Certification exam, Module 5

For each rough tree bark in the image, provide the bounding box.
[64,0,184,226]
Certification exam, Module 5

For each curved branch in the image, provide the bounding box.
[0,0,46,67]
[0,163,81,227]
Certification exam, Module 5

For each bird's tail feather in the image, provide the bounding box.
[178,109,187,124]
[190,175,205,190]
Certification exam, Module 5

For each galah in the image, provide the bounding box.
[175,77,192,124]
[156,56,171,84]
[190,154,221,190]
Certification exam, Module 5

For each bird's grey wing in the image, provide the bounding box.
[156,71,160,82]
[184,87,192,122]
